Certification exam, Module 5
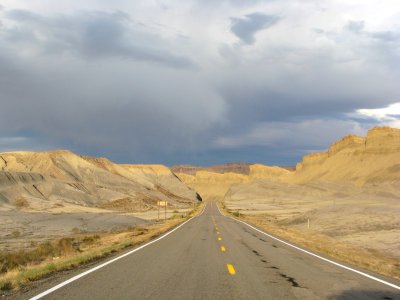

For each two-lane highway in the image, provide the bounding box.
[22,202,400,299]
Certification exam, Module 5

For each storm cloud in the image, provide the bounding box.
[0,0,399,165]
[230,12,280,44]
[3,9,196,68]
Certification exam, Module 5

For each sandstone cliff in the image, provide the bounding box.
[293,127,400,184]
[176,171,249,200]
[177,127,400,201]
[222,127,400,260]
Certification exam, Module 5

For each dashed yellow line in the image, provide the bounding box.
[218,237,222,241]
[227,264,236,275]
[220,246,226,252]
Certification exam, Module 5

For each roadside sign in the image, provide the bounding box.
[157,201,168,221]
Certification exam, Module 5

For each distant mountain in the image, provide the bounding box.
[171,163,252,175]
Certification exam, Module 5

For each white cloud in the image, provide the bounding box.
[357,102,400,128]
[213,119,366,151]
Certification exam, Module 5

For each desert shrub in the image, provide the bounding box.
[34,242,57,260]
[169,213,184,220]
[132,227,148,236]
[14,197,29,209]
[82,235,100,245]
[57,238,77,255]
[45,263,57,272]
[11,230,21,238]
[0,280,12,291]
[0,241,60,274]
[71,227,81,234]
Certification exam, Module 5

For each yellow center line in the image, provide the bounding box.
[220,246,226,252]
[227,264,236,275]
[218,237,222,241]
[216,231,220,235]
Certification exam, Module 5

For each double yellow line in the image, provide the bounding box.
[212,217,236,275]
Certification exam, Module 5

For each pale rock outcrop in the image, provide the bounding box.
[0,150,200,211]
[249,164,291,180]
[293,127,400,184]
[176,171,248,200]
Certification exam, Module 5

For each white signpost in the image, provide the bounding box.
[157,201,168,221]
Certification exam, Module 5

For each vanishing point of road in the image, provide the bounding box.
[20,202,400,299]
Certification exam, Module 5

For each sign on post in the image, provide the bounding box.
[157,201,168,221]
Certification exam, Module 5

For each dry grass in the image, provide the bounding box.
[222,203,400,281]
[14,197,29,209]
[0,202,203,294]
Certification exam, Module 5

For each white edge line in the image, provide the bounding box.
[30,202,207,300]
[215,202,400,291]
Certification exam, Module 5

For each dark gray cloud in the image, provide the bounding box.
[0,8,223,163]
[231,12,280,44]
[4,9,196,68]
[0,2,399,166]
[0,54,224,162]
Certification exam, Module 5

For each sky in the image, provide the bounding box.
[0,0,399,166]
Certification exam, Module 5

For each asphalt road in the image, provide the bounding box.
[21,202,400,299]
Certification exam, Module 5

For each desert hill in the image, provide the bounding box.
[0,150,200,212]
[176,171,249,200]
[221,127,400,259]
[292,127,400,184]
[175,164,293,200]
[171,163,252,175]
[171,162,295,176]
[176,127,400,199]
[174,127,400,259]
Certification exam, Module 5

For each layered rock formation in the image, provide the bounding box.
[175,164,291,200]
[175,171,248,200]
[0,150,200,212]
[293,127,400,184]
[249,164,291,180]
[221,127,400,258]
[176,127,400,201]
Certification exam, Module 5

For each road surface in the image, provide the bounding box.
[21,202,400,299]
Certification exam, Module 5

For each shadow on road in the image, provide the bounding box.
[328,289,400,300]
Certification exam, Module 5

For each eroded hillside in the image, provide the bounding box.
[0,150,201,251]
[0,150,200,212]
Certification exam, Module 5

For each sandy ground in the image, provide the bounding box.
[0,204,192,251]
[225,180,400,259]
[0,210,147,251]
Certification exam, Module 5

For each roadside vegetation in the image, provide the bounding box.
[220,201,400,281]
[0,203,203,295]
